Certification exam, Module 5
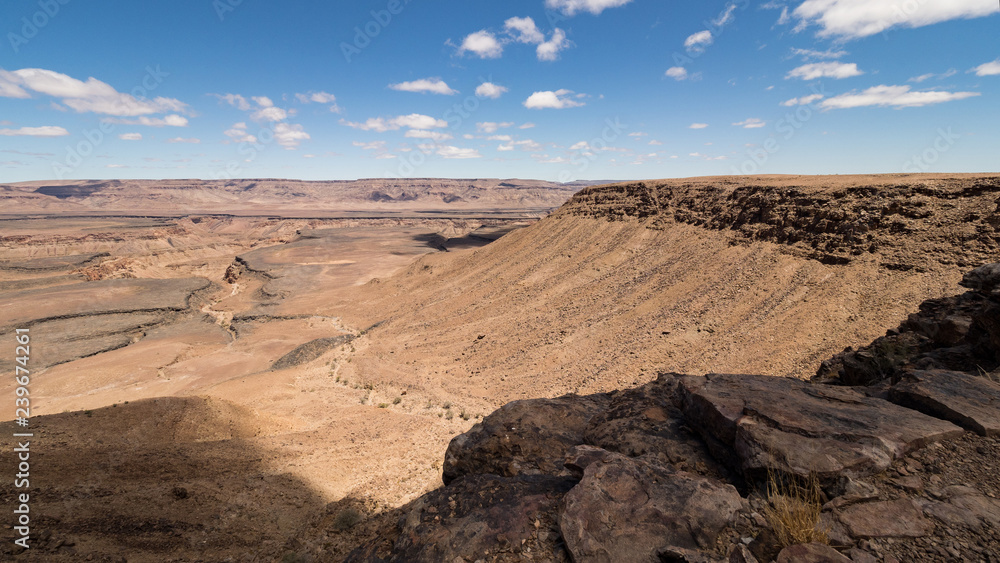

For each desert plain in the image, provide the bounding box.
[1,173,999,562]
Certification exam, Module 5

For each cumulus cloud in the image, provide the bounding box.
[523,89,585,109]
[545,0,634,16]
[505,16,545,43]
[119,133,142,141]
[436,145,482,159]
[106,115,189,127]
[340,114,448,132]
[458,30,503,58]
[389,78,458,95]
[793,0,997,40]
[273,123,310,149]
[733,118,767,128]
[684,31,713,53]
[475,82,509,99]
[689,123,709,129]
[537,28,570,61]
[214,93,251,110]
[251,106,288,122]
[781,94,825,106]
[790,47,848,60]
[405,130,454,141]
[665,66,689,81]
[787,62,864,80]
[0,126,69,136]
[820,85,981,109]
[295,91,341,112]
[972,59,1000,76]
[477,121,514,133]
[0,68,189,117]
[167,137,200,144]
[224,122,256,144]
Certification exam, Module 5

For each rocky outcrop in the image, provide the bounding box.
[561,176,1000,270]
[348,264,1000,562]
[818,262,1000,385]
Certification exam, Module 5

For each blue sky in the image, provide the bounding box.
[0,0,997,182]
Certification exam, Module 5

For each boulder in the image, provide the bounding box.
[442,393,610,484]
[559,453,743,563]
[679,374,964,482]
[583,373,727,478]
[889,370,1000,436]
[961,263,1000,295]
[347,473,576,563]
[836,499,934,538]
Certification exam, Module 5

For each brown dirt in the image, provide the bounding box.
[0,173,998,561]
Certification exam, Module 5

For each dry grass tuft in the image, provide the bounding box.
[762,470,829,548]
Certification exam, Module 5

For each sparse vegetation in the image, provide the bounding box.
[378,403,389,409]
[393,396,402,405]
[460,410,470,421]
[761,470,829,549]
[332,507,364,531]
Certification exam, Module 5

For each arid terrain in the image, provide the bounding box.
[1,173,999,562]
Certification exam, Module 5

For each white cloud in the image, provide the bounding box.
[405,130,454,141]
[477,121,514,133]
[1,68,189,117]
[519,122,536,129]
[545,0,633,16]
[733,118,767,128]
[106,164,126,168]
[787,62,863,80]
[684,31,713,53]
[689,123,709,129]
[119,133,142,141]
[909,69,957,82]
[475,82,509,99]
[107,115,189,127]
[504,16,545,43]
[514,139,543,151]
[354,141,387,151]
[458,30,503,59]
[273,122,309,149]
[224,122,256,144]
[781,94,825,106]
[214,93,251,110]
[488,134,512,141]
[0,126,69,137]
[295,91,341,112]
[649,140,663,146]
[790,47,848,60]
[251,106,288,122]
[714,3,738,27]
[436,146,482,159]
[340,114,448,132]
[252,96,273,107]
[793,0,997,40]
[972,59,1000,76]
[537,29,569,61]
[389,78,458,95]
[523,89,585,109]
[820,85,981,109]
[665,66,689,81]
[167,137,200,144]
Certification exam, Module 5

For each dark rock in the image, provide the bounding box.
[961,263,1000,295]
[889,370,1000,436]
[728,544,760,563]
[678,374,963,482]
[559,454,743,563]
[347,473,575,563]
[442,393,610,484]
[270,335,354,370]
[837,499,934,538]
[583,373,727,478]
[916,485,1000,529]
[846,548,878,563]
[775,543,851,563]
